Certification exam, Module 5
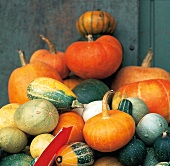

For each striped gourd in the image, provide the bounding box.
[27,77,83,110]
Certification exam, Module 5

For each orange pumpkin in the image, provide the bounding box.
[30,35,70,79]
[111,48,170,91]
[52,111,85,144]
[83,90,135,152]
[112,79,170,123]
[64,35,123,79]
[8,50,62,104]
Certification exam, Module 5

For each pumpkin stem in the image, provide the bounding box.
[17,50,28,66]
[71,99,84,108]
[86,34,93,42]
[102,90,115,119]
[40,35,57,54]
[141,48,153,67]
[162,130,168,138]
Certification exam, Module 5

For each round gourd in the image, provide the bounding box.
[118,137,147,166]
[136,113,168,145]
[14,99,59,135]
[0,127,28,153]
[30,133,54,158]
[112,79,170,123]
[83,90,135,152]
[0,153,33,166]
[0,103,20,130]
[154,131,170,162]
[72,79,110,104]
[55,142,94,165]
[64,35,123,79]
[76,10,116,36]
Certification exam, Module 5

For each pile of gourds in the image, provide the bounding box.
[1,10,170,166]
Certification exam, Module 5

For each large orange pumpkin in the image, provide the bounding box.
[112,79,170,123]
[111,48,170,90]
[64,35,123,79]
[30,35,70,79]
[83,90,135,152]
[8,50,62,104]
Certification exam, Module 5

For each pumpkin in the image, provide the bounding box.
[118,137,147,166]
[14,99,59,135]
[72,79,110,104]
[52,111,85,144]
[83,90,135,152]
[111,48,170,91]
[136,113,168,145]
[76,10,116,36]
[64,35,123,79]
[8,50,62,104]
[27,77,83,110]
[30,35,69,79]
[55,142,94,165]
[0,127,28,153]
[154,131,170,162]
[0,153,33,166]
[112,79,170,123]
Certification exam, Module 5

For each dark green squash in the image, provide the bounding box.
[72,79,110,104]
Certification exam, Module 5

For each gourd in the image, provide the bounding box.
[8,50,62,104]
[30,35,69,79]
[14,99,59,135]
[72,79,110,104]
[112,79,170,123]
[64,35,123,79]
[0,153,33,166]
[27,77,83,110]
[118,137,147,166]
[55,142,94,165]
[136,113,168,145]
[83,90,135,152]
[76,10,116,36]
[156,162,170,166]
[0,127,28,153]
[154,131,170,162]
[53,111,85,144]
[111,48,170,91]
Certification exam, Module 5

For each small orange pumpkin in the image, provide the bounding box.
[83,90,135,152]
[64,35,123,79]
[30,35,70,79]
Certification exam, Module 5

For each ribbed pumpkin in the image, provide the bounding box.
[112,79,170,123]
[111,48,170,91]
[8,50,62,104]
[64,35,123,79]
[30,35,69,79]
[76,10,116,36]
[83,90,135,152]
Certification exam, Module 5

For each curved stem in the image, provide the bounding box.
[40,35,56,54]
[85,34,93,42]
[141,48,153,67]
[17,50,28,66]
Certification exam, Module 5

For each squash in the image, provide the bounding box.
[55,142,94,165]
[111,48,170,91]
[0,127,28,153]
[52,111,85,144]
[136,113,168,145]
[118,137,147,166]
[83,90,135,152]
[30,133,54,158]
[156,162,170,166]
[154,131,170,162]
[72,79,110,104]
[8,50,62,104]
[64,35,123,79]
[14,99,59,135]
[0,153,33,166]
[76,10,116,36]
[27,77,83,110]
[112,79,170,123]
[30,35,70,79]
[93,156,123,166]
[0,103,20,130]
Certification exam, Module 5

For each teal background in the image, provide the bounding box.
[0,0,169,107]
